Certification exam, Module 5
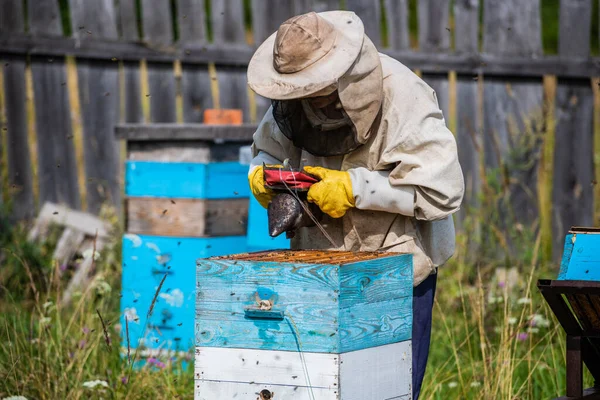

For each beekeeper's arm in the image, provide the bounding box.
[351,76,464,221]
[248,106,301,207]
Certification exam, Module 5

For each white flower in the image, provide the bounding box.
[124,308,140,324]
[517,297,531,305]
[493,327,502,333]
[43,301,54,310]
[448,382,458,388]
[470,381,481,388]
[2,396,28,400]
[488,294,504,304]
[530,314,551,328]
[527,327,540,333]
[82,380,109,389]
[82,248,101,261]
[159,289,184,307]
[508,317,517,325]
[39,317,51,327]
[94,279,112,295]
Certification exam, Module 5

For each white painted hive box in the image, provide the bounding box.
[195,249,413,399]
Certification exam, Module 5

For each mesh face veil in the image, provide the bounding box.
[271,98,363,157]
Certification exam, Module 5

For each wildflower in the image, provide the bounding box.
[59,263,68,272]
[470,381,481,388]
[498,281,506,288]
[517,332,528,341]
[79,340,87,349]
[121,376,128,385]
[527,327,540,334]
[94,279,112,295]
[448,382,458,388]
[147,357,158,365]
[508,317,517,325]
[124,308,140,324]
[82,326,90,334]
[39,316,51,327]
[530,314,551,328]
[2,396,28,400]
[82,380,109,389]
[517,297,531,305]
[156,361,166,369]
[82,248,101,261]
[43,301,54,310]
[114,323,122,334]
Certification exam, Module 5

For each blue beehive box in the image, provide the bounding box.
[558,227,600,281]
[195,250,413,399]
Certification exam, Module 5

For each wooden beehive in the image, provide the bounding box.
[118,125,257,359]
[195,250,413,399]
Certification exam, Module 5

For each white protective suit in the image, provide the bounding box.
[248,15,464,287]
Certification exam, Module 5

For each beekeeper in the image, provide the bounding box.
[246,10,464,399]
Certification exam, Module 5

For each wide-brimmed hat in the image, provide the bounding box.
[247,11,365,100]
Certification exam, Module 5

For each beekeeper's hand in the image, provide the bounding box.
[249,165,282,208]
[303,166,355,218]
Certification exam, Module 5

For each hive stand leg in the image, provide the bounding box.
[567,335,583,398]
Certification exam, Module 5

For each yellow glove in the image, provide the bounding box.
[304,166,355,218]
[248,165,282,208]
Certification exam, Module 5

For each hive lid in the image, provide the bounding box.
[208,249,399,265]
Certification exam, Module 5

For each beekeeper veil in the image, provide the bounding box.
[247,11,383,156]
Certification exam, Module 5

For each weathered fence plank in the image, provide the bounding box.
[483,0,544,232]
[119,0,142,123]
[454,0,481,234]
[418,0,450,117]
[28,0,80,210]
[346,0,381,47]
[141,0,176,122]
[0,0,34,219]
[178,0,211,123]
[385,0,410,50]
[552,0,595,259]
[70,0,121,213]
[212,0,250,121]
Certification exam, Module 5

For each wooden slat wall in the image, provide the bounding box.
[385,0,410,51]
[70,0,121,214]
[28,0,81,210]
[178,0,211,123]
[213,1,250,121]
[482,0,544,235]
[0,0,34,219]
[454,0,481,235]
[418,0,451,118]
[552,0,595,259]
[119,0,143,123]
[142,0,176,122]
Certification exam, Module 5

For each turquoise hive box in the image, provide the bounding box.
[195,249,413,399]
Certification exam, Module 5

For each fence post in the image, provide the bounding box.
[69,0,121,214]
[212,0,250,122]
[141,0,176,122]
[178,0,211,123]
[552,0,594,260]
[418,0,450,118]
[28,0,81,211]
[346,0,381,48]
[385,0,410,51]
[454,0,481,239]
[482,0,544,255]
[0,0,34,219]
[118,0,143,123]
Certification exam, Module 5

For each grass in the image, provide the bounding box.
[0,197,595,399]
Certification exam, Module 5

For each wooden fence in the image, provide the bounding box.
[0,0,599,259]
